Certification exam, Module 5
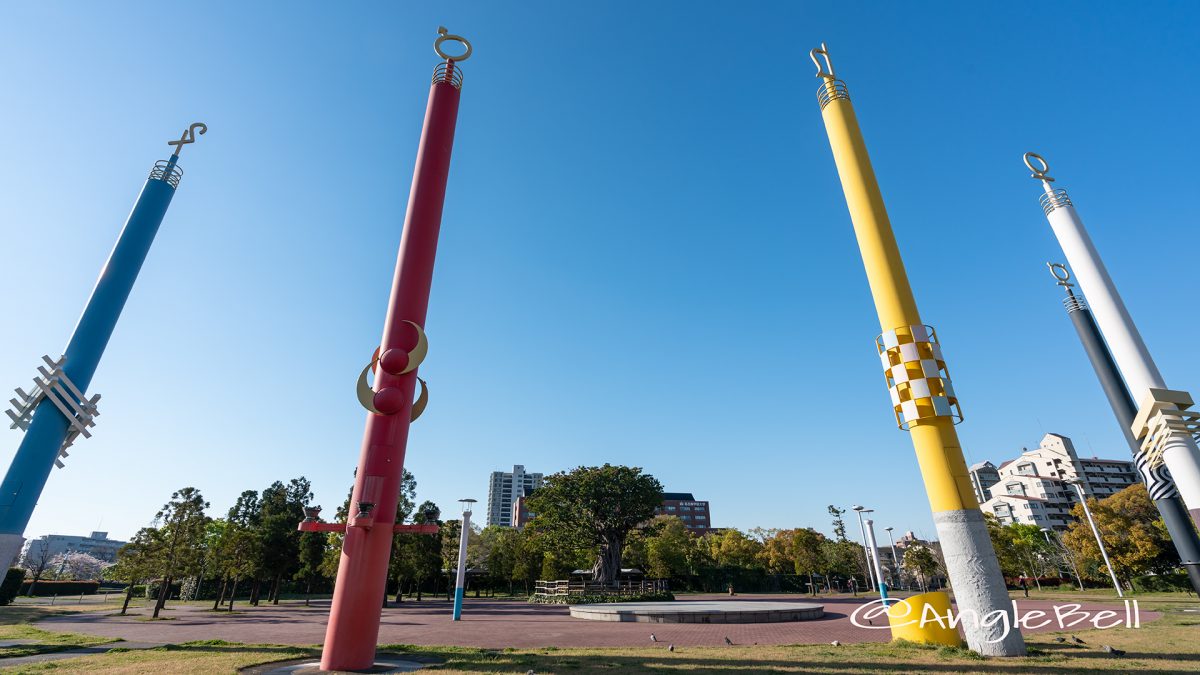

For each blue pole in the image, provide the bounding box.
[0,144,196,567]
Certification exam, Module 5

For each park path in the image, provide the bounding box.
[34,594,1160,650]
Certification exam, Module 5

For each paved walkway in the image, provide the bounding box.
[35,594,1160,649]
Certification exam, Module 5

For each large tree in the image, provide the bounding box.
[108,528,163,615]
[150,487,210,618]
[526,464,662,585]
[791,528,827,595]
[902,544,940,593]
[1061,484,1178,588]
[645,516,692,580]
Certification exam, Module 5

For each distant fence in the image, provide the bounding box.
[533,579,668,598]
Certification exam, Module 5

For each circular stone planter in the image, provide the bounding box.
[569,600,824,624]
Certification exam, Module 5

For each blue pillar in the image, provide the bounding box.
[0,131,202,566]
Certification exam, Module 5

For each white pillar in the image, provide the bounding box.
[1031,156,1200,526]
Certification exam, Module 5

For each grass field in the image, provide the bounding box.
[0,589,1193,673]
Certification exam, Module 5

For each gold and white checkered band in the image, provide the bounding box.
[876,325,963,430]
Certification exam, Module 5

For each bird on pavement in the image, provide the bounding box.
[1071,635,1086,645]
[668,645,675,652]
[831,640,841,646]
[650,634,657,642]
[724,637,733,646]
[1102,645,1126,656]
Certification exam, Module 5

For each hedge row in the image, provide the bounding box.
[20,580,100,596]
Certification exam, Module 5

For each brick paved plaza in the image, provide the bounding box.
[35,594,1159,649]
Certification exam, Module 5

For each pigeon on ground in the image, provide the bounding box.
[650,633,658,642]
[1071,635,1086,645]
[1053,637,1066,643]
[831,640,841,646]
[724,637,733,646]
[668,644,675,652]
[1102,645,1126,656]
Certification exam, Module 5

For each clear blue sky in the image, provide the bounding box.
[2,2,1198,545]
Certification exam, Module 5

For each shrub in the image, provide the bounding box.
[0,568,25,605]
[18,580,99,597]
[1131,572,1190,593]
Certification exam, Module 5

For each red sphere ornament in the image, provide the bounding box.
[372,387,407,415]
[379,348,411,375]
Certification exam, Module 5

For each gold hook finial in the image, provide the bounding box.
[435,26,472,62]
[167,122,207,157]
[811,43,835,80]
[1024,151,1054,183]
[1047,262,1074,288]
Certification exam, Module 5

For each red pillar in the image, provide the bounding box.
[320,38,467,672]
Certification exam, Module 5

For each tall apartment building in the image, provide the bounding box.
[653,492,712,533]
[969,461,1001,503]
[21,531,126,564]
[486,465,543,527]
[979,433,1138,531]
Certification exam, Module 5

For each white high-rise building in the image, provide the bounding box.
[980,433,1138,531]
[486,465,543,527]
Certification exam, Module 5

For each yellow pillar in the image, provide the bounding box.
[810,44,1024,656]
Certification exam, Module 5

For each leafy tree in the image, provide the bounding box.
[213,492,264,611]
[295,530,328,606]
[256,477,314,604]
[902,544,940,592]
[791,528,827,595]
[1061,484,1177,588]
[525,464,662,585]
[758,529,797,575]
[385,472,421,602]
[828,505,848,542]
[511,530,546,593]
[821,539,863,591]
[150,487,210,618]
[108,528,163,615]
[645,516,691,580]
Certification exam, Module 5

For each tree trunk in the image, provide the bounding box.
[152,576,172,619]
[416,578,423,601]
[592,536,623,586]
[305,579,312,607]
[395,578,404,603]
[121,583,134,615]
[228,577,239,611]
[250,579,260,606]
[213,577,228,611]
[271,572,282,604]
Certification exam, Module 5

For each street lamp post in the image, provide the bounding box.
[864,519,889,602]
[885,526,901,590]
[1066,480,1123,597]
[452,499,476,620]
[852,506,877,592]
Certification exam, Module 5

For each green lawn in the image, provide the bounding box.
[0,590,1195,673]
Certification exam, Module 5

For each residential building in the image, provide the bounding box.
[969,461,1000,503]
[979,433,1138,531]
[21,531,126,564]
[512,487,536,530]
[486,465,543,527]
[654,492,712,533]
